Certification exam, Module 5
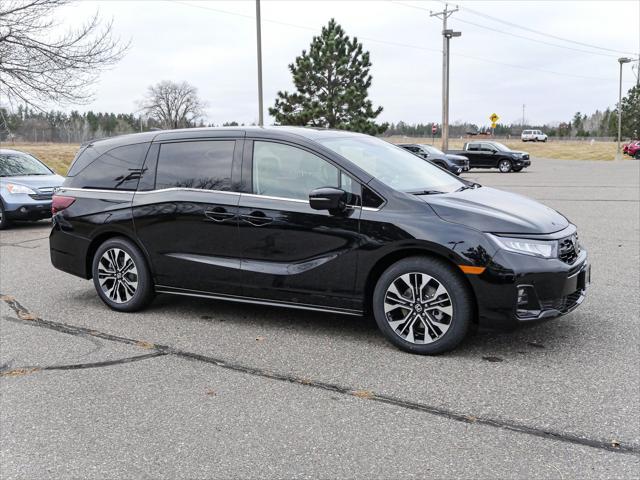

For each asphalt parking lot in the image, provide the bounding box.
[1,158,639,479]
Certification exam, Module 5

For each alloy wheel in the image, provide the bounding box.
[97,248,139,303]
[498,159,512,172]
[383,272,453,344]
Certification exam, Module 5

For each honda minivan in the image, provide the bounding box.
[50,127,589,354]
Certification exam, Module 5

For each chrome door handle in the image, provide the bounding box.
[241,211,273,226]
[205,207,235,222]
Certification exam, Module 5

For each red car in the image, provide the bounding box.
[625,141,640,158]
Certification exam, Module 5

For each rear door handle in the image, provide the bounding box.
[205,207,236,222]
[241,211,273,226]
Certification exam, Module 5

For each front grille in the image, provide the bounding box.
[558,233,580,264]
[28,187,55,201]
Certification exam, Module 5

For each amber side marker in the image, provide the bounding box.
[458,265,486,275]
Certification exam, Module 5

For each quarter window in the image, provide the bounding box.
[156,140,235,191]
[252,141,339,200]
[65,143,149,190]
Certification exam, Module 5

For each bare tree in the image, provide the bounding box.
[0,0,128,109]
[140,81,206,129]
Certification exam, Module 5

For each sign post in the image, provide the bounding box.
[489,113,499,137]
[431,123,437,145]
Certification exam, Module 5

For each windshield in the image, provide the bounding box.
[317,136,464,193]
[0,152,52,176]
[422,145,445,155]
[492,142,512,152]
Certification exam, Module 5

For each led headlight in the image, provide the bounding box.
[489,234,557,258]
[6,183,36,195]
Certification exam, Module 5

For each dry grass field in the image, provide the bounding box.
[4,142,80,174]
[1,137,631,175]
[386,136,623,161]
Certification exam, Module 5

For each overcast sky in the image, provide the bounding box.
[58,0,639,127]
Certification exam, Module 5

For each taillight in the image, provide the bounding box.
[51,195,76,214]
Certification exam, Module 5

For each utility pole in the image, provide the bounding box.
[616,57,632,161]
[430,4,460,151]
[255,0,264,127]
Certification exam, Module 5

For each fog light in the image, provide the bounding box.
[516,285,542,319]
[20,207,27,213]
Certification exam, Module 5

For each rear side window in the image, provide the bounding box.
[67,145,102,176]
[65,143,149,190]
[155,140,235,191]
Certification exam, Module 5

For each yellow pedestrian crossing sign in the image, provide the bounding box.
[489,113,499,123]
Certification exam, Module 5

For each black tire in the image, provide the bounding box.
[372,256,474,355]
[91,237,154,312]
[498,159,513,173]
[0,201,10,230]
[635,151,640,160]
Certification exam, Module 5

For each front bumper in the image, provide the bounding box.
[467,248,589,329]
[4,201,52,220]
[514,158,531,168]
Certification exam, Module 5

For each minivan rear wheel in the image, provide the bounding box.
[372,257,473,354]
[92,237,154,312]
[498,159,513,173]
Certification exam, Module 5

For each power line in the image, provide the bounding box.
[392,0,632,59]
[440,0,637,56]
[171,0,631,83]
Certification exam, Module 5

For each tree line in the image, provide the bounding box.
[1,1,638,142]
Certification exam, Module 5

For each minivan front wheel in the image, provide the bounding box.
[92,237,154,312]
[498,159,513,173]
[372,257,473,354]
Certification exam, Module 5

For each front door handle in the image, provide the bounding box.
[205,207,235,222]
[241,211,273,226]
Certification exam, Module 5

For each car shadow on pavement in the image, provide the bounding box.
[140,292,583,359]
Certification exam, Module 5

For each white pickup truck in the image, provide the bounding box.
[521,130,548,142]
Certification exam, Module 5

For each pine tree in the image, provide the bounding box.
[269,19,387,135]
[620,85,640,138]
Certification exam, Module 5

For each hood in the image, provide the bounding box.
[422,186,568,234]
[445,154,468,161]
[0,174,65,190]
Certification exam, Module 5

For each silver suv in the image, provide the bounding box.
[521,130,548,142]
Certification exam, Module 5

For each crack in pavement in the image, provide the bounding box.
[0,235,49,248]
[0,352,166,377]
[2,293,638,457]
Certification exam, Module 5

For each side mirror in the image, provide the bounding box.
[309,187,347,212]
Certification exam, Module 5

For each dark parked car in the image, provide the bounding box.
[50,127,589,354]
[447,141,531,172]
[0,149,64,229]
[397,143,469,175]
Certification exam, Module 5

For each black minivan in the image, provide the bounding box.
[50,127,590,354]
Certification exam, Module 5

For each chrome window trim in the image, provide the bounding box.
[57,186,379,210]
[59,187,239,196]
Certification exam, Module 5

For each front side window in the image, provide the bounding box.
[252,141,339,200]
[0,153,52,177]
[156,140,235,191]
[317,136,463,193]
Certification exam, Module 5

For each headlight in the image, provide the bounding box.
[489,234,557,258]
[5,183,36,195]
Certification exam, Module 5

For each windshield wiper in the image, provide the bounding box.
[408,189,447,195]
[456,183,481,192]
